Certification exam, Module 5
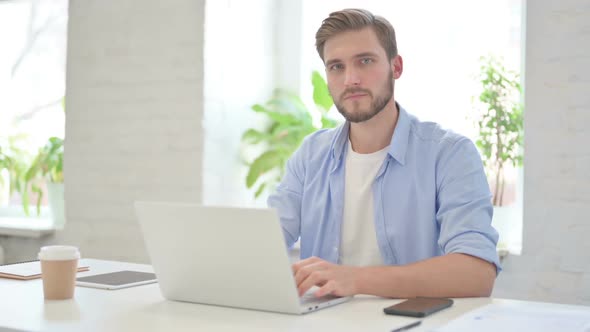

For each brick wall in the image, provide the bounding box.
[0,0,205,263]
[493,0,590,305]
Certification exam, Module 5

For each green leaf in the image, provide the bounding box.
[268,96,313,127]
[269,90,307,114]
[241,129,267,144]
[312,71,333,112]
[254,183,266,198]
[245,150,283,189]
[22,188,30,216]
[31,183,43,216]
[251,104,299,125]
[241,71,344,200]
[321,116,338,129]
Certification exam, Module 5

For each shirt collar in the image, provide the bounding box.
[388,104,410,166]
[331,102,411,166]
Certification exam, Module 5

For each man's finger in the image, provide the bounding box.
[292,256,320,274]
[294,261,324,286]
[298,270,325,296]
[315,280,336,297]
[294,264,312,287]
[294,259,329,286]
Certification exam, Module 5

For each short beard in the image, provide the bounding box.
[334,76,393,123]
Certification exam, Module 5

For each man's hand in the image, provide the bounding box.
[292,256,360,297]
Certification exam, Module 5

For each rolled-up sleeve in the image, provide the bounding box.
[435,137,502,273]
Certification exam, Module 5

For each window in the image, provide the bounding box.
[0,0,68,219]
[299,0,524,252]
[299,0,522,135]
[206,1,524,252]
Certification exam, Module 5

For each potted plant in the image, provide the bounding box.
[473,55,524,247]
[474,55,524,206]
[241,71,339,199]
[22,136,65,227]
[0,144,16,206]
[0,135,30,207]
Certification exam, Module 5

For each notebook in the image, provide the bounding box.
[134,201,351,315]
[0,260,90,280]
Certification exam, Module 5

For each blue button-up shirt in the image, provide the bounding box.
[268,105,501,272]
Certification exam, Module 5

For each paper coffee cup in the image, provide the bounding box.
[38,246,80,300]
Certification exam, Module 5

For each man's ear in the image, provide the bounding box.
[391,55,403,79]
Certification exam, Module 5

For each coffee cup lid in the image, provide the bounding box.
[38,245,80,261]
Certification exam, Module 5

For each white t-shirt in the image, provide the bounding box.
[339,140,389,266]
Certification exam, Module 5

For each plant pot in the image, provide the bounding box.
[47,182,65,229]
[492,204,522,251]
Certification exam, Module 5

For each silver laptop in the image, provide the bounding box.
[134,201,350,315]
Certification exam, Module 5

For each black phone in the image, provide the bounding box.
[383,297,453,317]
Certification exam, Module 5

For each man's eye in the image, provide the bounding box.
[361,58,373,65]
[329,64,344,71]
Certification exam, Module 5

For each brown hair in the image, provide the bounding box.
[315,8,398,62]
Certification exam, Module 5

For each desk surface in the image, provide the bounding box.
[0,259,588,332]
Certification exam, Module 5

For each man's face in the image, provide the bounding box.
[323,27,401,123]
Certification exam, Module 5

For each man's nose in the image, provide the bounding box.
[344,67,361,86]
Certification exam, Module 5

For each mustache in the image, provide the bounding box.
[341,88,371,100]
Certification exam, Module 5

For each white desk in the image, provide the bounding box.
[0,259,587,332]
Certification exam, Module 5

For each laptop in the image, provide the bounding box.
[134,201,351,315]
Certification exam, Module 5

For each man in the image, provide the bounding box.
[268,8,500,299]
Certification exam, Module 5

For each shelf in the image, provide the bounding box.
[0,217,56,238]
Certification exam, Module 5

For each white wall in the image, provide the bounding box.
[0,0,206,263]
[493,0,590,305]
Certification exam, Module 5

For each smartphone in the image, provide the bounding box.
[383,297,453,317]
